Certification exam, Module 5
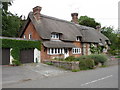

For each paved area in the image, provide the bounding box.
[105,56,119,66]
[2,63,68,85]
[2,65,118,88]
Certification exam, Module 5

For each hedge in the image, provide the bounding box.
[1,38,41,63]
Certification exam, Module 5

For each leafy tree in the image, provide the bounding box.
[2,1,12,16]
[1,1,23,37]
[2,12,23,37]
[101,26,118,55]
[78,16,100,29]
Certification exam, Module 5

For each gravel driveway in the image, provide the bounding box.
[2,63,68,85]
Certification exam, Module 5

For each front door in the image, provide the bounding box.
[64,48,69,59]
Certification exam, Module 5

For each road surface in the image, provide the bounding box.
[2,65,118,88]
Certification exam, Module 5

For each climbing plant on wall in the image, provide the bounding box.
[1,38,41,64]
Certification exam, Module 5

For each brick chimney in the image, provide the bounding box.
[33,6,42,20]
[71,13,79,24]
[96,25,101,32]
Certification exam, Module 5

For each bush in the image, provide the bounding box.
[89,54,107,66]
[45,62,53,65]
[54,57,64,61]
[78,54,108,66]
[88,54,99,65]
[78,55,89,60]
[108,50,118,55]
[65,56,75,61]
[97,54,107,65]
[79,59,95,70]
[12,60,21,66]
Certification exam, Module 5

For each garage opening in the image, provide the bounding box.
[20,49,34,64]
[1,48,10,65]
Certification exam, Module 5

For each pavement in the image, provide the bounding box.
[2,64,118,88]
[2,63,69,85]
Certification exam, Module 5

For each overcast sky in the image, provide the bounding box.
[8,0,119,29]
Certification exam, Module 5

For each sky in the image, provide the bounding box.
[8,0,119,29]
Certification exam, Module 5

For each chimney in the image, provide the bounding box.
[71,13,79,24]
[96,25,101,32]
[33,6,42,20]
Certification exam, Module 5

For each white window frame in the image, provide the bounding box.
[47,48,64,55]
[29,33,32,39]
[72,48,81,54]
[76,36,80,41]
[23,35,26,39]
[51,33,60,39]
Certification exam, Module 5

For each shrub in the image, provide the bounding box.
[79,59,95,70]
[97,54,107,65]
[108,50,118,55]
[12,59,21,66]
[45,62,53,65]
[78,55,89,60]
[74,58,81,61]
[88,54,99,65]
[54,57,64,61]
[88,54,107,66]
[72,69,80,72]
[115,56,120,58]
[65,56,75,61]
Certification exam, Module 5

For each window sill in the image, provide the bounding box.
[72,53,81,55]
[48,54,64,55]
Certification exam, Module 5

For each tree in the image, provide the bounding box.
[2,1,12,16]
[2,1,23,37]
[2,12,23,37]
[101,26,118,55]
[78,16,100,29]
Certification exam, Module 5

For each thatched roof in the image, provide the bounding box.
[75,24,111,45]
[20,12,110,46]
[20,12,82,41]
[75,24,101,43]
[43,41,75,48]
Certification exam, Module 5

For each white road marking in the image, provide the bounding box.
[81,75,113,86]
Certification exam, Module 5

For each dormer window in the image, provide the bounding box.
[51,33,60,39]
[76,36,81,41]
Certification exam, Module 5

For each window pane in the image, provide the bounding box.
[73,48,74,53]
[58,48,60,53]
[55,48,57,53]
[51,48,53,54]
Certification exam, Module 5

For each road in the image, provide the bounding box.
[2,65,118,88]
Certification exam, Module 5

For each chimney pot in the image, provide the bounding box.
[71,13,79,24]
[33,6,42,20]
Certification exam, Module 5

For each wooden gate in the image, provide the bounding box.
[1,48,10,65]
[20,49,34,64]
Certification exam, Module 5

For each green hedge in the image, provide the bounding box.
[78,54,108,66]
[65,56,76,61]
[79,58,95,70]
[1,39,41,64]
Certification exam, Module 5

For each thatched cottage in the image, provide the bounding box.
[20,6,110,62]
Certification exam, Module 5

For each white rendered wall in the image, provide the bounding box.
[34,48,41,63]
[10,48,13,64]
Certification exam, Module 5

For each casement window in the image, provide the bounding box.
[47,48,64,55]
[72,48,81,54]
[23,35,26,39]
[76,36,81,41]
[29,34,32,39]
[51,33,60,39]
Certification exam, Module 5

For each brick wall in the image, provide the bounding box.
[21,21,83,61]
[22,22,41,40]
[72,42,82,57]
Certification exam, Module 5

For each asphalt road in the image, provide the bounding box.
[2,65,118,88]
